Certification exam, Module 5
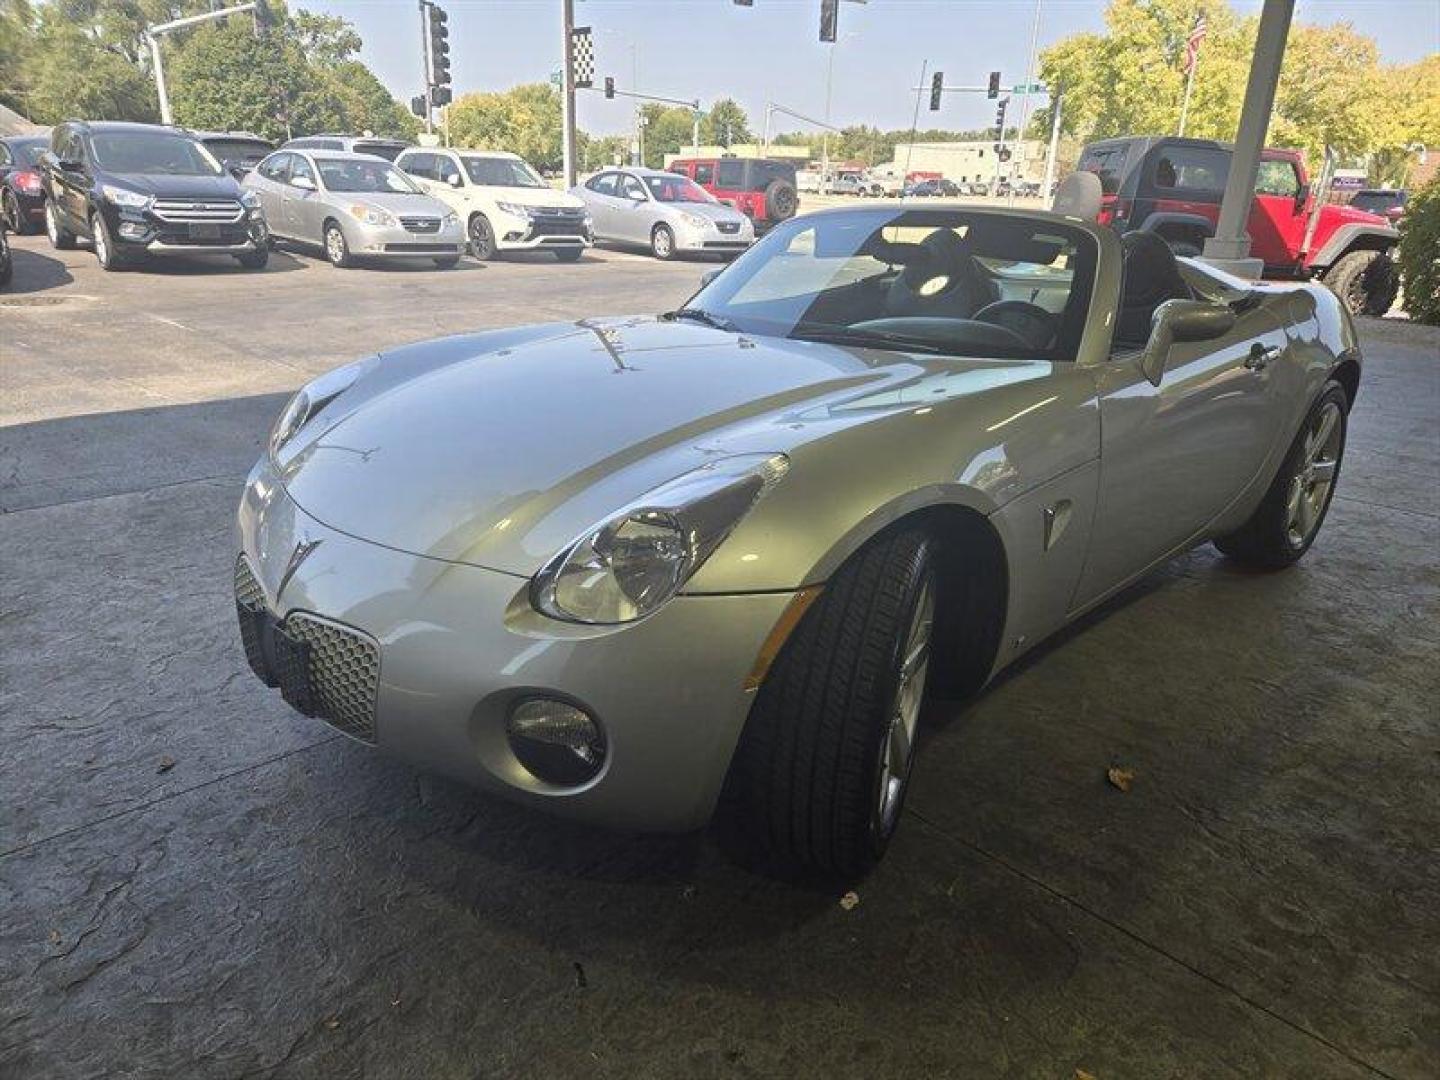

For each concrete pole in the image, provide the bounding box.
[148,34,172,125]
[1041,86,1062,201]
[1201,0,1295,278]
[560,0,578,188]
[419,0,433,136]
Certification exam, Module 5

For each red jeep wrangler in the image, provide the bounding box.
[1078,136,1400,316]
[668,156,799,234]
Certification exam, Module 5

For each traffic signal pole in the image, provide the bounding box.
[419,0,433,134]
[145,1,260,125]
[561,0,578,187]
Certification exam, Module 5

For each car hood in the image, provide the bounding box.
[1325,203,1393,229]
[333,190,453,216]
[106,173,242,198]
[665,201,746,224]
[474,185,583,209]
[276,319,1050,576]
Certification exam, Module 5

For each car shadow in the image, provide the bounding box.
[108,247,309,276]
[1,243,74,295]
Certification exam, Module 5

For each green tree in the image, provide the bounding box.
[23,11,158,123]
[169,20,324,139]
[639,103,699,167]
[703,98,750,147]
[1397,176,1440,324]
[321,60,420,140]
[448,83,563,169]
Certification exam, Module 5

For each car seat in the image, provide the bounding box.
[884,228,995,319]
[1115,230,1192,345]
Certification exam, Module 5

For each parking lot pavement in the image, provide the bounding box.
[2,234,1438,1077]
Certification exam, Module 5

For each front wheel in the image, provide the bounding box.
[650,223,676,260]
[1323,249,1399,318]
[323,222,352,268]
[45,199,75,250]
[91,211,126,271]
[718,529,937,882]
[468,214,498,261]
[1215,382,1348,568]
[4,190,32,234]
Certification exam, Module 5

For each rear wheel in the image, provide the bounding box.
[650,223,676,260]
[1215,382,1348,568]
[718,529,937,882]
[44,199,75,250]
[764,179,798,222]
[1323,249,1399,318]
[4,190,32,234]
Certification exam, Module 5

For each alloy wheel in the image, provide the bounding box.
[92,214,110,267]
[325,227,345,265]
[469,217,494,259]
[652,226,673,259]
[875,578,934,835]
[45,201,58,244]
[1285,401,1343,548]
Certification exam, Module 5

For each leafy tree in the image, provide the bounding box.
[703,98,750,147]
[448,83,563,170]
[23,10,159,123]
[1396,176,1439,325]
[169,20,317,139]
[321,61,420,141]
[291,9,361,66]
[639,103,699,167]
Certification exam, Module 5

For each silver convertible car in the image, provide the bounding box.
[233,199,1359,880]
[572,167,754,260]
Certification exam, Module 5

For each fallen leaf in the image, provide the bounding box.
[839,890,860,911]
[157,756,177,774]
[324,1017,340,1030]
[1076,1070,1098,1080]
[1106,766,1134,793]
[48,929,62,946]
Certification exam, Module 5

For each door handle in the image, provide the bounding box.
[1245,343,1282,371]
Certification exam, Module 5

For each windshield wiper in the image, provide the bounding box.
[788,324,950,355]
[662,307,737,332]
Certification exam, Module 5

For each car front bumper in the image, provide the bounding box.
[673,219,754,253]
[343,216,466,259]
[234,459,794,832]
[491,209,594,251]
[103,201,268,257]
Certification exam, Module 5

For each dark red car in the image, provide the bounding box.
[667,156,798,234]
[1,134,50,234]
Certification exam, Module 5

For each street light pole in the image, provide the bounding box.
[147,34,172,125]
[145,2,258,125]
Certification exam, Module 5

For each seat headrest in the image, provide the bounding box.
[1052,171,1102,219]
[1120,230,1186,307]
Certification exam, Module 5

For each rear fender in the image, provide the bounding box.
[1309,222,1399,270]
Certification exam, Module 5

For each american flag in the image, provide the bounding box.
[1183,13,1208,75]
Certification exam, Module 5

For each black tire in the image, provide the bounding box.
[235,248,269,270]
[552,247,583,262]
[718,529,937,882]
[4,190,32,234]
[323,221,352,268]
[44,198,75,250]
[764,179,798,222]
[91,211,126,271]
[432,255,460,269]
[468,214,499,260]
[1323,248,1399,318]
[650,223,676,261]
[0,237,12,287]
[1215,381,1349,569]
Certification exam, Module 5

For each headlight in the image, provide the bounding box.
[348,203,397,228]
[496,201,534,219]
[269,358,372,458]
[442,210,460,227]
[680,212,709,230]
[532,454,789,625]
[101,185,151,210]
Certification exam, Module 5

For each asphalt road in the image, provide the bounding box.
[2,231,1438,1078]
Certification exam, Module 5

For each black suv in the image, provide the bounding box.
[188,130,275,180]
[41,121,269,271]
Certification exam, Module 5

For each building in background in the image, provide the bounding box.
[879,140,1051,187]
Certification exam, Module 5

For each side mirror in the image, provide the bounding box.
[1294,183,1309,213]
[699,268,722,288]
[291,175,316,191]
[447,173,462,188]
[1139,299,1237,386]
[59,159,84,174]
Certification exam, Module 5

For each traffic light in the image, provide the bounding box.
[427,4,451,88]
[995,96,1009,136]
[410,95,426,118]
[929,71,943,112]
[604,76,615,100]
[430,86,452,107]
[987,71,1001,99]
[819,0,838,43]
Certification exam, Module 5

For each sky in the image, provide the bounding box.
[307,0,1440,137]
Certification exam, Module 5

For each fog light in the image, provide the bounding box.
[507,697,606,785]
[504,231,524,241]
[118,222,147,240]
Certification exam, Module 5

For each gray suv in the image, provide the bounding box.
[280,134,409,162]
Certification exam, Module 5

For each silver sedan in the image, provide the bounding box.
[234,200,1360,881]
[244,149,464,268]
[571,167,754,259]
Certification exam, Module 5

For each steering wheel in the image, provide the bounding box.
[971,301,1059,352]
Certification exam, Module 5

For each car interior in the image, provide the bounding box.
[1113,230,1195,346]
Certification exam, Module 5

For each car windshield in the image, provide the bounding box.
[89,132,222,176]
[9,139,47,166]
[644,175,715,203]
[685,208,1097,362]
[1350,191,1404,213]
[205,139,271,163]
[316,158,420,193]
[463,156,546,188]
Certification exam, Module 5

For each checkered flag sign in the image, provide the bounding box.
[570,26,594,89]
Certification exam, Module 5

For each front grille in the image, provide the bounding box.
[151,198,245,224]
[283,614,379,743]
[233,557,379,743]
[381,242,457,253]
[701,240,750,249]
[528,220,587,238]
[399,215,441,234]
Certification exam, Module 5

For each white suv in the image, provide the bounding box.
[395,148,592,261]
